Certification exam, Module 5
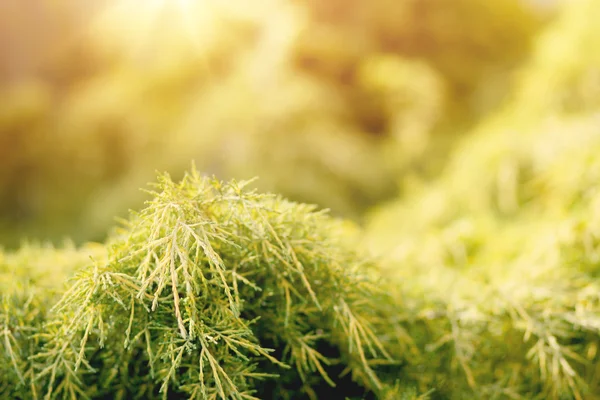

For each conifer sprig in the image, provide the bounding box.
[13,167,400,399]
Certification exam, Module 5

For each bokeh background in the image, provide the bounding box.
[0,0,576,248]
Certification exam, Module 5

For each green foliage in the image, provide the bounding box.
[1,168,421,399]
[4,1,600,398]
[366,2,600,398]
[0,242,106,398]
[0,0,547,247]
[368,114,600,400]
[510,0,600,119]
[294,0,544,125]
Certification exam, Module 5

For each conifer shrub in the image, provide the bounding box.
[365,2,600,393]
[368,118,600,399]
[1,168,420,399]
[0,242,107,398]
[365,3,600,398]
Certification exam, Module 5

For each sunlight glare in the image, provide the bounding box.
[91,0,219,63]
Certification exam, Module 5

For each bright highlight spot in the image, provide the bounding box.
[90,0,221,63]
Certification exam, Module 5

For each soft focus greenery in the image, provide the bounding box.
[0,0,546,247]
[366,0,600,398]
[3,0,600,398]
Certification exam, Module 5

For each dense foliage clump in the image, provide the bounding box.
[368,118,600,399]
[366,2,600,398]
[1,169,422,399]
[0,242,107,397]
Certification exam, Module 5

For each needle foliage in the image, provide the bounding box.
[1,167,419,399]
[366,2,600,398]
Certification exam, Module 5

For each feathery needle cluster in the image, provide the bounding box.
[1,168,407,399]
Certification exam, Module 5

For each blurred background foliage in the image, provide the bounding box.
[0,0,555,248]
[365,0,600,397]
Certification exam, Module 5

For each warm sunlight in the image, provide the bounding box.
[90,0,221,62]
